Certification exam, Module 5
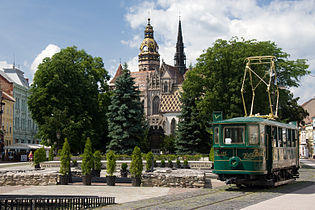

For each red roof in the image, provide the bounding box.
[163,63,184,84]
[109,64,123,84]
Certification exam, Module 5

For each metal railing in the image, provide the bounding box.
[0,195,115,209]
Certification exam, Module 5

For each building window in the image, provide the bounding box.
[15,117,19,130]
[152,96,160,114]
[171,118,176,135]
[164,81,168,93]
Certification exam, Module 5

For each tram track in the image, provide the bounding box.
[104,167,315,210]
[131,188,227,210]
[189,191,256,210]
[132,187,258,210]
[120,175,314,210]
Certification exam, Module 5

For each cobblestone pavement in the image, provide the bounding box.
[1,160,314,209]
[101,161,315,210]
[0,162,214,204]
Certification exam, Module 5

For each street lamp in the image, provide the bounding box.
[56,130,60,152]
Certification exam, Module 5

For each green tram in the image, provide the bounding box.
[212,117,299,187]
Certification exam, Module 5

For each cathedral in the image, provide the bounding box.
[110,18,186,152]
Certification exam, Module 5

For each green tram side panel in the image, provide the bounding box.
[212,117,296,175]
[214,147,266,175]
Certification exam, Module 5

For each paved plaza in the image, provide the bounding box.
[0,162,223,204]
[1,160,315,209]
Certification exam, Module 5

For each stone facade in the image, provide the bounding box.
[110,18,187,151]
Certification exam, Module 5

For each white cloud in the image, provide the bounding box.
[31,44,60,74]
[123,0,315,104]
[0,61,12,69]
[127,56,139,72]
[121,35,141,48]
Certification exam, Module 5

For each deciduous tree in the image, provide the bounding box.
[28,46,110,152]
[176,37,309,153]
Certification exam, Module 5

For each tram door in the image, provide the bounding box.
[265,125,273,173]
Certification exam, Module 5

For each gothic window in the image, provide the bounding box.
[171,118,176,135]
[164,81,168,93]
[152,96,160,114]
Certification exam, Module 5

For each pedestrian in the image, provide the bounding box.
[28,151,33,162]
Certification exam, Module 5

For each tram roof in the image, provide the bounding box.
[213,117,297,129]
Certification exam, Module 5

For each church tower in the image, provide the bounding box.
[174,19,186,75]
[138,18,160,71]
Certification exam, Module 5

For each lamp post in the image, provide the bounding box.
[56,131,60,152]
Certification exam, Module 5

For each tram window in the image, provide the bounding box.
[248,125,259,144]
[293,130,298,147]
[278,128,283,147]
[214,127,219,144]
[260,125,265,145]
[288,129,292,147]
[282,129,287,147]
[272,126,278,147]
[223,126,245,144]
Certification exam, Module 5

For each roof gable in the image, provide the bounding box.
[302,97,315,124]
[109,64,123,84]
[161,63,184,84]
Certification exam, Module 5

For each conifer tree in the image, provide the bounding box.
[175,94,210,154]
[60,138,71,175]
[107,63,144,154]
[81,137,93,175]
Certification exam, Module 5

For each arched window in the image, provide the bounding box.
[152,96,160,114]
[171,118,176,135]
[164,81,168,92]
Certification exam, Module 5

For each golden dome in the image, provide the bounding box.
[139,37,159,54]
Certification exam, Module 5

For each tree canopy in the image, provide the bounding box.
[28,46,111,152]
[106,63,145,154]
[176,37,309,153]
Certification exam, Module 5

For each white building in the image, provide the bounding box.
[1,66,38,145]
[300,97,315,158]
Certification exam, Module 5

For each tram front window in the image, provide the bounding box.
[223,126,245,144]
[248,125,259,145]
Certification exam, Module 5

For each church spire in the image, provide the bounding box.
[174,18,186,75]
[138,18,160,71]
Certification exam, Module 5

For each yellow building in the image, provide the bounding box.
[2,91,15,146]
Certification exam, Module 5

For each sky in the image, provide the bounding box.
[0,0,314,104]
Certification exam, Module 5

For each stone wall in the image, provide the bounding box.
[0,171,58,186]
[41,160,212,171]
[141,169,205,188]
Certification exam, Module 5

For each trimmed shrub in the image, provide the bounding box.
[183,159,189,168]
[94,150,102,171]
[121,162,128,171]
[145,151,154,172]
[168,159,173,168]
[34,147,46,165]
[81,138,93,176]
[130,146,143,178]
[161,159,165,167]
[60,138,71,175]
[48,145,55,161]
[106,150,117,176]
